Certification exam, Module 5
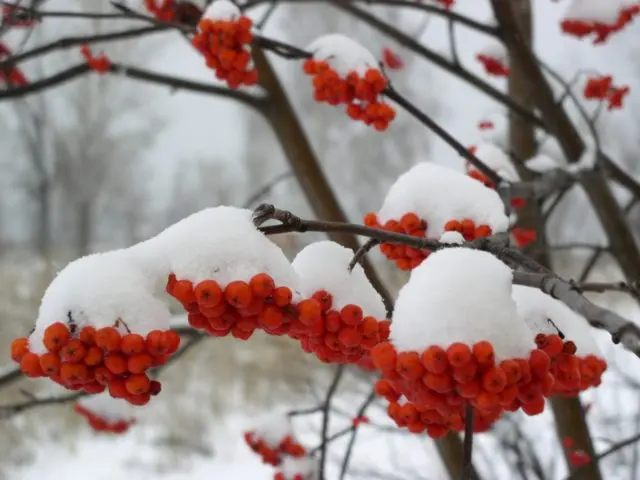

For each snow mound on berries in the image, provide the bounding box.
[473,143,519,181]
[390,248,536,360]
[77,393,137,422]
[202,0,241,22]
[439,232,465,244]
[279,456,317,479]
[153,206,302,294]
[377,162,509,237]
[563,0,625,24]
[478,40,509,66]
[291,241,386,319]
[512,285,601,356]
[30,251,171,355]
[250,412,293,448]
[307,34,379,77]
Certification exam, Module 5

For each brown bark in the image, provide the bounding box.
[503,2,602,478]
[252,47,481,480]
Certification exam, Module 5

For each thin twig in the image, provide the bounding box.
[338,388,376,479]
[318,365,345,479]
[348,238,379,271]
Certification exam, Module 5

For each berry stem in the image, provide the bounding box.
[461,403,475,480]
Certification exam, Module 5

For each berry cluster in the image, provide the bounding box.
[511,228,537,248]
[561,5,640,44]
[563,437,592,467]
[534,334,607,396]
[143,0,176,22]
[290,294,390,364]
[191,15,258,89]
[476,54,510,77]
[363,212,430,271]
[244,432,306,467]
[465,165,526,208]
[80,44,111,74]
[382,48,404,70]
[302,59,396,131]
[169,273,294,340]
[73,404,135,434]
[169,273,388,364]
[0,42,29,86]
[11,322,179,406]
[583,75,630,110]
[363,212,494,271]
[371,340,555,437]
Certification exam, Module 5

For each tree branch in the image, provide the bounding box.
[513,271,640,357]
[242,0,500,37]
[0,62,267,111]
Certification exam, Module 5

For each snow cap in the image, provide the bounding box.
[291,241,386,319]
[30,250,171,354]
[153,206,302,294]
[377,162,509,237]
[307,33,379,77]
[390,248,536,360]
[512,285,601,356]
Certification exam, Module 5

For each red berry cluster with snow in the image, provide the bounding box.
[161,207,304,340]
[561,0,640,44]
[512,285,607,395]
[290,241,390,364]
[583,75,630,110]
[10,251,178,406]
[371,249,555,438]
[244,413,307,467]
[476,41,510,77]
[191,0,258,89]
[303,34,396,131]
[74,393,137,434]
[364,162,508,270]
[81,44,111,74]
[463,143,536,247]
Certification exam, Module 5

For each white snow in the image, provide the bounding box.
[376,162,509,237]
[278,456,318,480]
[477,113,509,151]
[249,412,294,449]
[151,206,302,296]
[390,248,536,360]
[306,34,380,77]
[563,0,625,24]
[565,143,598,173]
[291,241,387,319]
[473,143,520,181]
[438,231,465,245]
[29,250,172,355]
[477,39,509,67]
[77,393,138,423]
[201,0,241,22]
[525,153,559,173]
[512,285,601,356]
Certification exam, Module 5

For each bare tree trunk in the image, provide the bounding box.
[252,47,481,480]
[507,2,601,479]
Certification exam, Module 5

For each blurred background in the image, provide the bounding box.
[1,0,640,479]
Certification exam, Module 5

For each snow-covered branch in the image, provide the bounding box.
[513,272,640,357]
